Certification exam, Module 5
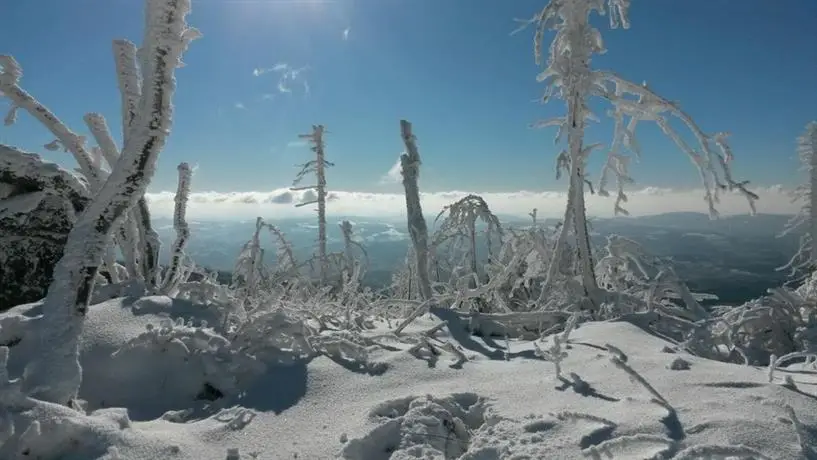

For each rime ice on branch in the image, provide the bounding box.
[516,0,757,309]
[20,0,200,405]
[399,120,433,301]
[160,162,193,294]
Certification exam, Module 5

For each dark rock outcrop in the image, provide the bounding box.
[0,145,89,311]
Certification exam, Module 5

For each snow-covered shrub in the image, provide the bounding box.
[231,309,316,365]
[482,217,575,312]
[173,275,247,335]
[106,318,264,414]
[431,194,503,291]
[679,123,817,366]
[232,217,270,307]
[594,235,709,322]
[689,272,817,365]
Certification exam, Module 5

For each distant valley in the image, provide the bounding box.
[153,212,800,306]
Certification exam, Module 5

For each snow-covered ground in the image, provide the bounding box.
[2,297,814,459]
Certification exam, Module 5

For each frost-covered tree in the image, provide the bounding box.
[399,120,433,301]
[267,223,300,284]
[517,0,757,310]
[233,217,267,305]
[18,0,200,405]
[779,121,817,281]
[291,125,334,284]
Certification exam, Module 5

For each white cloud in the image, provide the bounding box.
[234,102,246,109]
[342,27,350,40]
[144,186,794,221]
[380,155,403,184]
[367,224,409,242]
[252,63,289,77]
[255,62,310,95]
[300,189,318,204]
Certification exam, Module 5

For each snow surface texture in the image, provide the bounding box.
[2,297,815,459]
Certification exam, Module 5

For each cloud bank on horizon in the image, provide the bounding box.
[145,185,794,220]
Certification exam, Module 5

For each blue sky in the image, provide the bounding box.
[1,0,815,202]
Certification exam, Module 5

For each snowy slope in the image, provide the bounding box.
[2,298,815,459]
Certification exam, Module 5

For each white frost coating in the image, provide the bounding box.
[433,194,503,288]
[339,220,368,280]
[520,0,612,308]
[84,113,120,173]
[291,124,333,283]
[519,0,757,310]
[233,216,266,307]
[160,162,192,294]
[399,120,433,302]
[779,121,817,280]
[595,75,758,217]
[84,113,142,278]
[113,39,142,139]
[3,104,17,126]
[0,145,90,199]
[0,56,100,185]
[22,0,200,405]
[113,40,162,283]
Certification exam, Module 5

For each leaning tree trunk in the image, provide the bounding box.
[542,174,575,298]
[399,120,433,301]
[22,0,198,405]
[159,162,192,294]
[567,105,599,306]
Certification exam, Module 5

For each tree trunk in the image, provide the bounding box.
[399,120,433,301]
[468,221,478,288]
[22,0,195,404]
[316,140,328,284]
[809,126,817,265]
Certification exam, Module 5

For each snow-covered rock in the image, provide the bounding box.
[0,145,89,310]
